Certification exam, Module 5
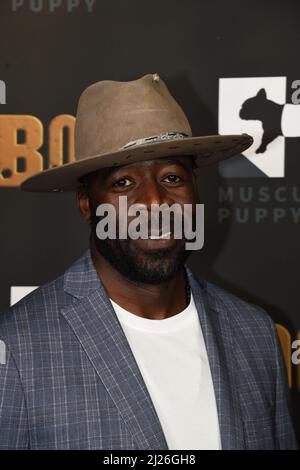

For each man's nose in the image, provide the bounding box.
[135,178,173,210]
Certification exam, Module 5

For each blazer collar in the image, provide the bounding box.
[63,248,101,299]
[62,248,244,450]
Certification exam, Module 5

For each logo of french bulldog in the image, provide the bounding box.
[239,88,298,154]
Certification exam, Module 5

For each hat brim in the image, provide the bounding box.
[20,133,253,192]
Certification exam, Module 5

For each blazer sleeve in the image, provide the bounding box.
[0,343,29,449]
[268,316,298,449]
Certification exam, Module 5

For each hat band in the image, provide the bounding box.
[120,131,192,150]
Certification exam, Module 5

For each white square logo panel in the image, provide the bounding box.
[218,76,287,177]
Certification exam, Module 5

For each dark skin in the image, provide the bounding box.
[77,155,199,320]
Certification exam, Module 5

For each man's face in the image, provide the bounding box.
[78,155,199,284]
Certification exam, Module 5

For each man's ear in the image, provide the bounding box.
[77,185,92,225]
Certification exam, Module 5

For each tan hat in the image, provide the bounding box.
[20,73,253,192]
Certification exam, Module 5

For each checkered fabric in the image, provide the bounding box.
[0,248,297,449]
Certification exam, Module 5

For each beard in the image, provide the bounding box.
[92,233,190,284]
[89,206,191,285]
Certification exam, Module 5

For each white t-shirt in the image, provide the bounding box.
[109,290,221,450]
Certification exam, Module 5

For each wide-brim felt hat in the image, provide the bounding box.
[20,73,253,192]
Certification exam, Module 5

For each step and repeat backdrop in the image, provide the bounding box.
[0,0,300,440]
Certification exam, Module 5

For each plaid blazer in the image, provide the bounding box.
[0,248,297,449]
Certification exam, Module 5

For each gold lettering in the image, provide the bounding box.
[48,114,75,168]
[0,114,75,187]
[276,323,292,388]
[0,115,43,187]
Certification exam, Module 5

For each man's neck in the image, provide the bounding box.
[89,242,188,320]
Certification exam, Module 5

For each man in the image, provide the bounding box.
[0,73,297,449]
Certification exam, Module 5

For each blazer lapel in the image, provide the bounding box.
[186,267,245,450]
[61,249,169,450]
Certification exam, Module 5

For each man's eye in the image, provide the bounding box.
[163,174,182,183]
[113,177,131,188]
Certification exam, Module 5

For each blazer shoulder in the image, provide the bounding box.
[0,269,72,344]
[0,249,94,347]
[193,273,275,333]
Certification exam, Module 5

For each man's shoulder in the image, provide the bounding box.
[190,271,281,371]
[0,250,90,343]
[190,270,275,335]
